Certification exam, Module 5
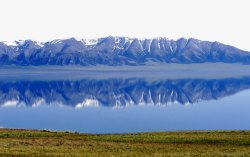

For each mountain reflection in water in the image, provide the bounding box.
[1,77,250,108]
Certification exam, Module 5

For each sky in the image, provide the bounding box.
[0,0,250,51]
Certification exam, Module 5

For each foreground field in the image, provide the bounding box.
[0,129,249,157]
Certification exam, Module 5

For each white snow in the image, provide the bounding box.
[139,91,145,104]
[2,41,18,46]
[139,40,143,50]
[17,40,26,46]
[82,39,98,46]
[124,37,134,44]
[2,40,44,47]
[148,90,153,104]
[35,41,44,47]
[170,45,173,52]
[75,98,99,108]
[1,100,19,107]
[51,39,62,44]
[158,94,161,104]
[157,40,160,49]
[170,90,174,97]
[115,37,121,44]
[148,39,152,52]
[32,99,45,108]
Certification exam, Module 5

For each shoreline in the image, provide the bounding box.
[1,128,250,134]
[1,63,250,80]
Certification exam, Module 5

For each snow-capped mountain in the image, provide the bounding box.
[0,36,250,65]
[0,77,250,108]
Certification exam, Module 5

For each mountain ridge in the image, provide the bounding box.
[0,36,250,65]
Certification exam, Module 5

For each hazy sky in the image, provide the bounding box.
[0,0,249,50]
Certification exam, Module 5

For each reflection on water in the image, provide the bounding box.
[0,76,250,133]
[0,77,250,108]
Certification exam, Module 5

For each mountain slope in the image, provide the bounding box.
[0,36,250,65]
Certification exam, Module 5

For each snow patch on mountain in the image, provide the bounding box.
[75,98,99,108]
[1,100,19,107]
[51,39,62,44]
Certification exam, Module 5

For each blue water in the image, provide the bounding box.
[0,77,249,133]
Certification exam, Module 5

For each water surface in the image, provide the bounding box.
[0,65,249,133]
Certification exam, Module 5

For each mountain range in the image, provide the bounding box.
[0,36,250,65]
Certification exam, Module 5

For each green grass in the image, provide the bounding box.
[0,129,249,156]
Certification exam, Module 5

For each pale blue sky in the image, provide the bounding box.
[0,0,250,51]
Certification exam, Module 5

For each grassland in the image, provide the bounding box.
[0,129,249,157]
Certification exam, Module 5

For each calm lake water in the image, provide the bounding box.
[0,75,249,133]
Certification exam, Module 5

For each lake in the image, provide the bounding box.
[0,64,249,133]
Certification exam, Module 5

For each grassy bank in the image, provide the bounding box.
[0,129,249,156]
